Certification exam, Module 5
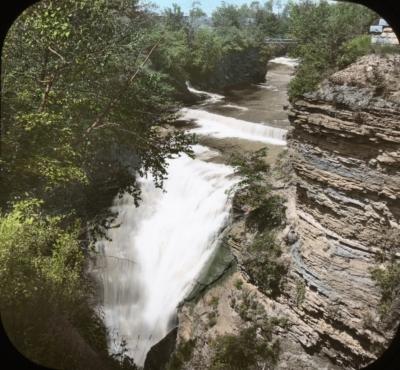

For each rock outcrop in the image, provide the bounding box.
[285,54,400,368]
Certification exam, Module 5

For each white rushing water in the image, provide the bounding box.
[185,81,225,103]
[181,108,287,146]
[253,82,279,91]
[95,60,293,367]
[269,56,300,67]
[222,103,249,111]
[94,146,237,367]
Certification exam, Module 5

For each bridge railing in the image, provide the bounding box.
[264,37,297,44]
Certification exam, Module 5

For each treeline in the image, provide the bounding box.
[287,0,385,100]
[153,1,290,89]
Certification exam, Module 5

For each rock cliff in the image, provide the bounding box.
[284,53,400,368]
[171,54,400,370]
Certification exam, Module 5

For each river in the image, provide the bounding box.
[92,57,296,367]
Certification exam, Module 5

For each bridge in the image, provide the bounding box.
[264,37,297,44]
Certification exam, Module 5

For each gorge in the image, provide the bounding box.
[95,52,400,370]
[94,58,292,368]
[170,54,400,370]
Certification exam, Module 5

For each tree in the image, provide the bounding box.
[287,0,376,100]
[1,0,193,216]
[0,1,193,368]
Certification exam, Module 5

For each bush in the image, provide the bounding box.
[370,228,400,316]
[338,35,372,68]
[295,280,306,307]
[370,262,400,316]
[229,148,286,232]
[234,279,243,290]
[287,0,377,100]
[0,199,132,370]
[243,232,287,298]
[210,325,280,370]
[166,339,197,370]
[246,195,285,232]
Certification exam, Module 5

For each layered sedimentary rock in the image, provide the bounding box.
[285,54,400,368]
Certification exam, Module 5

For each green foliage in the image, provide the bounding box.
[338,35,372,68]
[188,28,224,76]
[230,148,285,232]
[234,288,265,322]
[370,228,400,317]
[287,0,377,100]
[244,231,287,298]
[246,195,285,232]
[0,1,197,368]
[206,295,220,328]
[210,324,280,370]
[295,279,306,307]
[210,295,220,308]
[371,262,400,316]
[1,0,194,213]
[234,278,243,290]
[229,147,287,298]
[0,199,84,309]
[166,338,197,370]
[0,200,127,369]
[158,1,290,85]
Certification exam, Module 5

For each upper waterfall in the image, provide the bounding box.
[185,81,225,103]
[180,108,287,146]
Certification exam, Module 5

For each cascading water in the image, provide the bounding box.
[93,145,237,367]
[185,81,225,103]
[94,59,294,367]
[269,56,299,67]
[181,108,287,146]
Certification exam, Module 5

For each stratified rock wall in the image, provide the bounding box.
[286,54,400,368]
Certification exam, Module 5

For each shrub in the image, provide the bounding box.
[370,262,400,316]
[244,232,287,298]
[370,228,400,316]
[166,339,197,370]
[295,280,306,307]
[209,296,220,308]
[229,148,286,232]
[210,325,280,370]
[338,35,372,68]
[234,279,243,290]
[246,195,285,232]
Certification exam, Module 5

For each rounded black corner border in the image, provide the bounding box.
[1,0,54,369]
[0,315,53,369]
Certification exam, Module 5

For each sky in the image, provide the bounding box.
[145,0,291,15]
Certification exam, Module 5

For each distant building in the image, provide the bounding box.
[369,18,399,45]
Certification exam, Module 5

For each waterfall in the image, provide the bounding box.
[269,56,299,67]
[93,145,237,367]
[94,71,290,367]
[185,81,225,103]
[180,108,287,146]
[222,103,249,111]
